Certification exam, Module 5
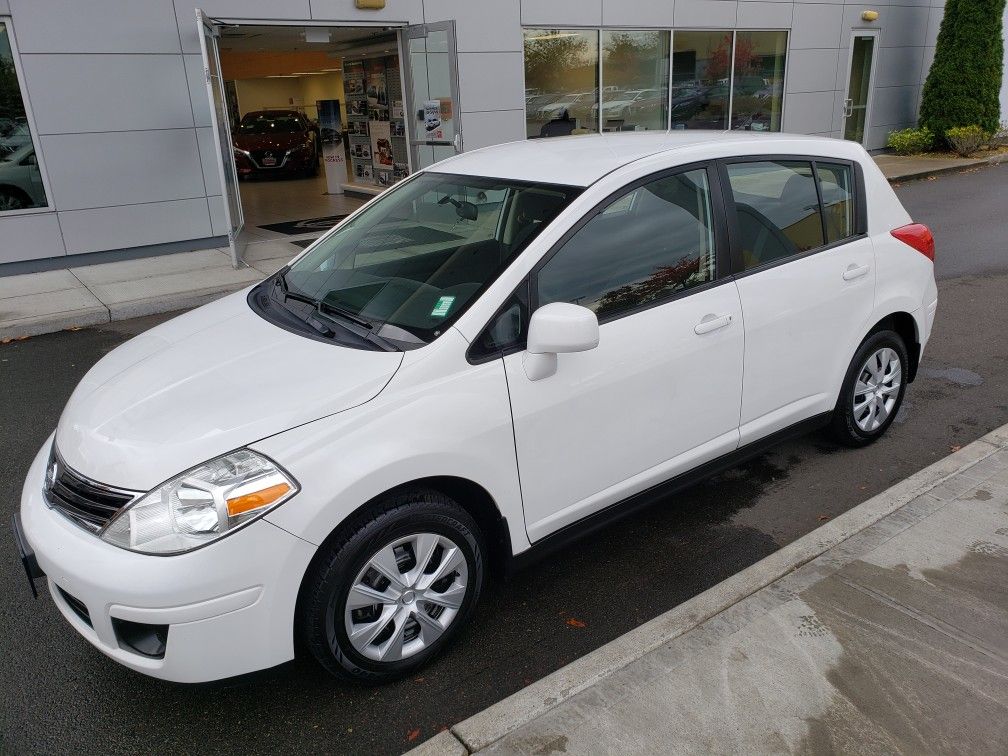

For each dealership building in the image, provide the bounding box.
[0,0,973,271]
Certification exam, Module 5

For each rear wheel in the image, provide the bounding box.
[300,489,485,682]
[829,329,908,446]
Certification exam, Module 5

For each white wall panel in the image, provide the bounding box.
[674,0,739,28]
[601,0,675,27]
[790,4,844,49]
[736,2,793,28]
[457,52,525,113]
[20,54,194,134]
[0,212,66,263]
[40,129,205,211]
[309,0,422,23]
[57,199,213,255]
[9,0,181,53]
[785,48,839,93]
[459,109,525,151]
[781,90,835,133]
[424,0,522,52]
[521,0,602,27]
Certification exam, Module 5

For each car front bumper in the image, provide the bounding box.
[18,438,316,683]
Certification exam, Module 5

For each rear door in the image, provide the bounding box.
[498,165,744,542]
[721,158,876,444]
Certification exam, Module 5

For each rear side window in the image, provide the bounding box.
[726,160,824,270]
[816,162,854,243]
[537,167,716,320]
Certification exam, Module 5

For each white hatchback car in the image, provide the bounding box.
[16,133,937,683]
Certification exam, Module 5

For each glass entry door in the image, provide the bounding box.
[196,9,246,267]
[401,22,462,170]
[842,32,878,144]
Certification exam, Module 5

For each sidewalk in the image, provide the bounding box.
[415,424,1008,755]
[1,152,1003,341]
[874,150,1004,182]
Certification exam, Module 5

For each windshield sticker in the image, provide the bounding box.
[431,295,456,318]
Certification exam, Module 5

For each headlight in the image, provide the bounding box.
[101,449,298,555]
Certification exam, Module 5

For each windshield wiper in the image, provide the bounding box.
[318,299,373,330]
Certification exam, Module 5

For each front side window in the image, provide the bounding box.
[281,172,579,347]
[537,168,716,320]
[0,20,47,212]
[726,160,825,270]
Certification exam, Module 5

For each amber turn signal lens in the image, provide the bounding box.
[226,482,291,517]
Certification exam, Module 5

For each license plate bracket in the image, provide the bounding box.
[11,512,44,599]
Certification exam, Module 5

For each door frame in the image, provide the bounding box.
[841,28,880,145]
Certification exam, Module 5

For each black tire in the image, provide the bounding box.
[299,488,485,683]
[0,188,27,211]
[828,329,909,447]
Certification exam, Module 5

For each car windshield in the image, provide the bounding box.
[237,114,305,134]
[281,172,580,347]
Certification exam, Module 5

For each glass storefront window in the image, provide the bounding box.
[730,31,787,132]
[599,31,670,132]
[671,31,733,130]
[0,20,47,212]
[523,29,599,138]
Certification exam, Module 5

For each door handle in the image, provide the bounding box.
[694,313,732,335]
[842,264,870,281]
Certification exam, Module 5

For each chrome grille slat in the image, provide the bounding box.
[44,447,141,534]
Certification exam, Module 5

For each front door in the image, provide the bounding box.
[196,9,247,267]
[842,32,878,144]
[502,166,744,542]
[401,22,462,170]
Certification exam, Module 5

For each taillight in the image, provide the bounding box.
[891,223,935,262]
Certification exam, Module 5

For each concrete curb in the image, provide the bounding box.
[884,152,1005,183]
[414,423,1008,754]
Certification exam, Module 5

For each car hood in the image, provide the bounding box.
[55,290,403,490]
[234,132,306,151]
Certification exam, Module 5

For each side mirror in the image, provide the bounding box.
[523,302,599,381]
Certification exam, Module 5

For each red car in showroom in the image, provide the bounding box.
[232,110,319,179]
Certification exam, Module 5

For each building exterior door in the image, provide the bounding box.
[401,22,462,170]
[842,32,879,144]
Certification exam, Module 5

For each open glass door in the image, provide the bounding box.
[196,9,246,267]
[842,31,878,144]
[401,22,462,170]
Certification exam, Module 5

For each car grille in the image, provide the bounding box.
[44,448,139,533]
[250,149,287,168]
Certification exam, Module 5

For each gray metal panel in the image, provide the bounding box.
[601,0,675,27]
[674,0,739,28]
[0,212,66,263]
[786,48,840,94]
[875,45,925,88]
[196,126,221,196]
[737,2,794,28]
[9,0,181,53]
[184,54,212,128]
[458,109,525,150]
[308,0,422,22]
[207,195,228,237]
[39,129,205,211]
[57,198,213,255]
[869,85,920,127]
[424,0,522,52]
[457,51,525,113]
[880,6,931,47]
[521,0,602,26]
[782,90,836,133]
[791,4,845,50]
[20,53,194,134]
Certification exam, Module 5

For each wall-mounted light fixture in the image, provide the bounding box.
[355,0,386,9]
[861,10,880,21]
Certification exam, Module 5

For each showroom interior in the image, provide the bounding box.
[212,23,412,246]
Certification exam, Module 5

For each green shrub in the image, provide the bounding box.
[945,125,991,157]
[919,0,1006,141]
[886,127,935,155]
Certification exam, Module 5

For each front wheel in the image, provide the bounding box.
[828,329,908,447]
[299,489,485,683]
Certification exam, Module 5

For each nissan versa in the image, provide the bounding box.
[15,133,938,683]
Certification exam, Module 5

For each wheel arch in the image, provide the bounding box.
[866,311,920,381]
[292,475,512,648]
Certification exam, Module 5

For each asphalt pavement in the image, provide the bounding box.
[2,163,1006,755]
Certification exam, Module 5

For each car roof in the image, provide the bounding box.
[430,131,859,187]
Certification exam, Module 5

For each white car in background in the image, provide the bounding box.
[0,144,45,210]
[16,132,937,684]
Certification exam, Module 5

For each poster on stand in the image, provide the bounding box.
[317,99,345,195]
[419,99,454,142]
